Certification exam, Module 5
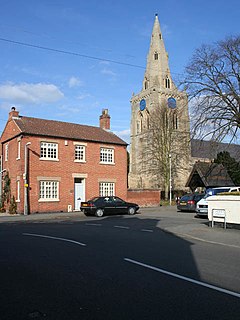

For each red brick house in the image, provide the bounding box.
[0,107,128,214]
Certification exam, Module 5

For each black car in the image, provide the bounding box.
[177,193,205,212]
[80,196,139,217]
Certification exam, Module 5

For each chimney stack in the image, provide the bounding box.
[99,109,110,130]
[8,106,19,120]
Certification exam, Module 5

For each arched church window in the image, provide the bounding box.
[172,112,178,130]
[146,115,150,129]
[165,77,170,89]
[164,113,168,129]
[154,52,158,60]
[145,81,148,90]
[137,121,140,134]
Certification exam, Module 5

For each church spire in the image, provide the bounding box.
[143,14,174,91]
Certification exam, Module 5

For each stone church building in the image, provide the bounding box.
[128,14,240,193]
[129,14,191,192]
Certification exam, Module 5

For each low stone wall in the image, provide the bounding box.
[208,195,240,225]
[127,189,161,207]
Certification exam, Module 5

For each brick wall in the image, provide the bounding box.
[1,131,127,214]
[127,189,161,207]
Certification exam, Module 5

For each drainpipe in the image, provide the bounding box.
[24,142,31,215]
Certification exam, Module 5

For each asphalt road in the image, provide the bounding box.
[1,211,240,319]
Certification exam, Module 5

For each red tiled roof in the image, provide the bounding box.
[14,116,127,146]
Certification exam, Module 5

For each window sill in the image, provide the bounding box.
[74,160,86,163]
[38,199,60,202]
[100,162,115,165]
[39,158,59,162]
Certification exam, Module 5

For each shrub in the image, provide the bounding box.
[0,195,5,213]
[218,192,240,196]
[9,196,17,215]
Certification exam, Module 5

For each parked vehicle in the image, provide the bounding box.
[196,186,240,217]
[80,196,139,217]
[177,193,205,212]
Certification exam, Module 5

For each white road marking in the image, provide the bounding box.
[141,229,153,233]
[175,232,240,249]
[23,233,86,246]
[114,225,130,229]
[85,223,102,226]
[124,258,240,299]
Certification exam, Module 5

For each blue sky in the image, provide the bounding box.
[0,0,239,143]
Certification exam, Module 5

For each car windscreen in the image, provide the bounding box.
[180,195,192,201]
[89,197,99,202]
[213,188,230,195]
[195,194,205,201]
[205,188,230,198]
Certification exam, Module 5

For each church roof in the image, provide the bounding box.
[186,161,234,191]
[191,139,240,161]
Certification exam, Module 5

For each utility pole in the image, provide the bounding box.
[169,154,172,206]
[24,142,31,215]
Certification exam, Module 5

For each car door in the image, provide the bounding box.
[102,197,116,215]
[113,197,128,214]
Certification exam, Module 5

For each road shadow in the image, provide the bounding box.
[1,214,239,320]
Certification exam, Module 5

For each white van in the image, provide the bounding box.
[196,186,240,217]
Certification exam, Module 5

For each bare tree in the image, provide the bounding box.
[182,35,240,142]
[146,106,190,200]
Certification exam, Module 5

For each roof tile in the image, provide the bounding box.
[14,116,127,146]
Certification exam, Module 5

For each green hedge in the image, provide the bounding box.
[217,192,240,196]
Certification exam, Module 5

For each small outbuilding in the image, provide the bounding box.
[186,161,234,192]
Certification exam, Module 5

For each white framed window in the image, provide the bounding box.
[40,142,58,160]
[39,181,59,201]
[17,140,21,160]
[5,144,8,161]
[74,145,86,162]
[16,180,20,202]
[100,148,114,164]
[99,182,115,196]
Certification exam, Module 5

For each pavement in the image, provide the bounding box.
[0,205,239,249]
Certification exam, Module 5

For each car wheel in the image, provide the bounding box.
[95,208,104,217]
[128,207,136,215]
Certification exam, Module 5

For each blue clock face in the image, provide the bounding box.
[140,99,146,111]
[168,97,177,109]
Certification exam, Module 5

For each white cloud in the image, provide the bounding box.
[76,93,91,100]
[113,128,130,143]
[101,68,117,77]
[68,77,84,88]
[162,24,171,37]
[0,82,64,104]
[58,105,81,113]
[99,61,110,65]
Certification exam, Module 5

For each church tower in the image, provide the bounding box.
[128,14,191,192]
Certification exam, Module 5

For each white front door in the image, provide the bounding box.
[74,178,85,210]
